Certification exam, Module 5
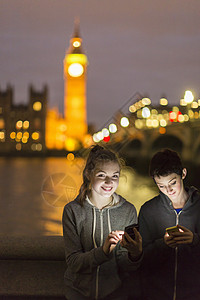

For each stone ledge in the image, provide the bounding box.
[0,236,66,297]
[0,236,65,260]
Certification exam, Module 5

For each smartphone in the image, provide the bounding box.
[125,223,139,241]
[166,225,180,235]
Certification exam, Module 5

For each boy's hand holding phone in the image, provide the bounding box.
[164,225,194,248]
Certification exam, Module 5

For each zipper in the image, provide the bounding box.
[95,210,104,300]
[173,210,182,300]
[95,266,100,300]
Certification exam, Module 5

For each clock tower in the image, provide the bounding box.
[63,21,88,142]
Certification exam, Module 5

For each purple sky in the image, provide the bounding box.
[0,0,200,128]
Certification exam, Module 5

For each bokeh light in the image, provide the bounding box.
[120,117,129,127]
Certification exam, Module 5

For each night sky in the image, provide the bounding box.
[0,0,200,129]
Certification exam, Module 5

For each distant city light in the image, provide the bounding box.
[169,111,177,122]
[146,119,152,128]
[152,120,159,128]
[37,144,42,151]
[31,143,42,151]
[31,144,36,151]
[23,120,29,129]
[159,127,166,134]
[129,105,136,113]
[120,117,129,127]
[17,132,22,140]
[180,99,187,106]
[109,123,117,133]
[96,131,103,141]
[103,136,110,142]
[10,132,16,139]
[188,109,194,119]
[23,132,29,138]
[137,110,142,118]
[160,119,167,127]
[151,109,158,115]
[33,101,42,111]
[135,119,144,129]
[142,98,151,105]
[102,128,109,137]
[184,114,189,122]
[0,131,5,140]
[191,101,198,109]
[73,41,81,48]
[172,106,179,112]
[176,111,182,122]
[22,137,28,143]
[160,98,168,106]
[184,90,194,104]
[177,114,184,123]
[83,134,93,148]
[16,143,22,151]
[16,120,23,129]
[32,132,40,140]
[67,153,75,161]
[142,107,151,118]
[93,133,100,143]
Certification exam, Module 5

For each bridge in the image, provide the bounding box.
[92,91,200,164]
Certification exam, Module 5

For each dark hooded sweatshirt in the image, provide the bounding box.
[139,186,200,300]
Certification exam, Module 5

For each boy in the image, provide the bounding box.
[139,149,200,300]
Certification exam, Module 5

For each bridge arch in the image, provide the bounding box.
[151,134,183,153]
[120,138,142,156]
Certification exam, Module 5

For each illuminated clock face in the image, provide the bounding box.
[68,63,84,77]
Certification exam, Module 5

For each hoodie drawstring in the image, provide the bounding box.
[93,207,97,248]
[107,209,112,233]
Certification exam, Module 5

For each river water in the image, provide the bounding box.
[0,157,158,236]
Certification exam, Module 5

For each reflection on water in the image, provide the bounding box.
[117,167,158,213]
[0,157,158,236]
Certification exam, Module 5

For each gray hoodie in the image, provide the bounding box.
[62,193,141,299]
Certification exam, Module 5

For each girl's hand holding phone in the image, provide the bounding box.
[103,230,124,255]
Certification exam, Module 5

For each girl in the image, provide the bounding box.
[62,145,142,300]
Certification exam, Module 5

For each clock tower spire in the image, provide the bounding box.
[63,20,88,145]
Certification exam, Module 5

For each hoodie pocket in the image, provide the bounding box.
[65,269,93,297]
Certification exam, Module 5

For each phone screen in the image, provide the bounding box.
[166,226,179,235]
[125,223,139,240]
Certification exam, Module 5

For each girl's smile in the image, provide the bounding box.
[90,161,120,206]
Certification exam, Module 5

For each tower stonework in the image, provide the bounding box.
[0,85,47,154]
[63,21,88,141]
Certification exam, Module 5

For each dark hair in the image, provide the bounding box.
[79,145,122,205]
[149,148,183,178]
